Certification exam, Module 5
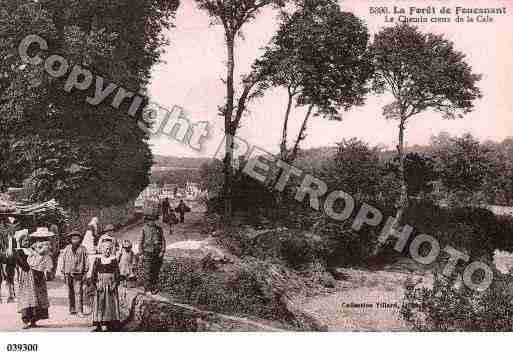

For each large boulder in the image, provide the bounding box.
[166,239,231,263]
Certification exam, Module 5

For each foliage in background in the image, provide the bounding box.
[202,133,513,268]
[430,133,512,206]
[320,138,386,202]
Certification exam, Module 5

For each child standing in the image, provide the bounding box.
[117,239,136,288]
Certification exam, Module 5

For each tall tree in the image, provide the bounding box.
[194,0,286,219]
[370,24,481,227]
[255,0,371,166]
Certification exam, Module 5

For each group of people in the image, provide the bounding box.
[161,198,191,234]
[0,199,171,331]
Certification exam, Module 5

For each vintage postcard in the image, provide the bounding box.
[0,0,512,341]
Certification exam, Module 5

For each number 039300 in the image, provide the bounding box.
[6,344,38,352]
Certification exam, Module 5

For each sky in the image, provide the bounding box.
[148,0,513,158]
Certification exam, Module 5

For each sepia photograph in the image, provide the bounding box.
[0,0,512,351]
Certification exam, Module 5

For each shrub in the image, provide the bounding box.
[401,271,513,331]
[220,229,329,271]
[280,235,327,270]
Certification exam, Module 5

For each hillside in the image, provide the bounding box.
[152,155,210,169]
[151,155,211,187]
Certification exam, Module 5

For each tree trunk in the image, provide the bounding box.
[271,103,312,207]
[270,93,295,210]
[372,117,408,256]
[394,118,408,225]
[280,92,294,162]
[290,104,314,163]
[223,35,236,221]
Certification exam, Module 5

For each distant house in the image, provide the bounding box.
[487,205,513,217]
[162,183,177,192]
[136,183,161,203]
[184,181,207,201]
[160,183,178,199]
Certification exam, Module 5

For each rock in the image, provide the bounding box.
[331,267,350,281]
[280,295,328,332]
[257,215,271,226]
[211,230,223,237]
[320,272,336,288]
[166,240,229,262]
[200,244,225,261]
[303,232,322,241]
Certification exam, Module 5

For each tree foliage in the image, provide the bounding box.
[254,0,371,162]
[0,0,179,206]
[371,24,482,121]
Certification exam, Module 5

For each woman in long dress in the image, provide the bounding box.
[91,240,120,331]
[15,231,53,329]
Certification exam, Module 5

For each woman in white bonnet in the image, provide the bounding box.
[15,228,54,329]
[82,217,98,255]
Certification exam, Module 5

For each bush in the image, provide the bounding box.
[280,235,326,270]
[401,271,513,331]
[220,229,329,271]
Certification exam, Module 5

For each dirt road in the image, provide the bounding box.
[297,268,413,331]
[0,279,91,332]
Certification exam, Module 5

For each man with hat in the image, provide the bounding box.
[138,201,166,295]
[60,231,89,315]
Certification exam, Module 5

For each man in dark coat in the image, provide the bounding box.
[161,198,170,220]
[175,200,191,224]
[138,203,166,295]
